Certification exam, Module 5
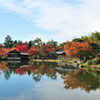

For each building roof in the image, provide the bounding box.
[7,49,21,55]
[55,48,66,55]
[55,48,64,51]
[21,52,31,55]
[7,49,31,55]
[55,51,66,55]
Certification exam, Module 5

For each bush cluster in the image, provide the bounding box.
[87,60,93,65]
[86,58,100,65]
[0,56,7,60]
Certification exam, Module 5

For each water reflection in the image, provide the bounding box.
[0,61,76,81]
[0,61,100,98]
[64,68,100,93]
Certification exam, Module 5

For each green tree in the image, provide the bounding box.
[46,39,58,48]
[59,42,65,49]
[88,31,100,44]
[81,36,88,41]
[13,40,22,47]
[13,40,17,44]
[27,40,33,49]
[39,45,46,56]
[4,69,12,80]
[12,40,17,47]
[33,38,43,46]
[72,38,84,42]
[89,42,100,55]
[3,35,13,48]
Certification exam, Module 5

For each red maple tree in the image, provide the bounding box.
[27,46,38,55]
[44,45,53,53]
[16,45,28,52]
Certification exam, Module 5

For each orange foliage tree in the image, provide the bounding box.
[0,47,17,57]
[0,48,11,57]
[64,69,100,92]
[64,41,95,61]
[0,62,9,71]
[15,67,27,75]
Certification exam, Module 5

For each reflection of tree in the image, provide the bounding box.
[0,62,11,80]
[46,71,57,80]
[15,67,27,75]
[27,70,31,76]
[1,61,74,82]
[64,69,100,93]
[4,70,12,80]
[0,62,9,71]
[39,67,46,75]
[31,65,57,82]
[32,72,42,82]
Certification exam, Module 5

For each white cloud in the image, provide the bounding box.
[26,33,48,43]
[0,0,100,42]
[8,80,100,100]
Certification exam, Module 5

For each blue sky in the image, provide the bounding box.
[0,0,100,44]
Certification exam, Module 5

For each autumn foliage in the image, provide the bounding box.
[0,47,18,57]
[64,69,100,92]
[44,45,53,53]
[0,48,11,57]
[0,43,29,57]
[0,43,3,48]
[64,41,95,61]
[27,44,59,56]
[0,41,60,58]
[98,52,100,55]
[16,67,27,75]
[27,46,39,55]
[0,62,9,71]
[16,44,28,52]
[15,64,54,76]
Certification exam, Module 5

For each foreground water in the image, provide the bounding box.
[0,61,100,100]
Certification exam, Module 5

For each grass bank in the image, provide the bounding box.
[65,58,100,69]
[33,59,62,62]
[0,56,7,60]
[82,62,100,69]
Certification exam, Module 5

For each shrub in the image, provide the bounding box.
[0,56,7,60]
[87,60,93,65]
[92,58,100,65]
[36,55,39,59]
[86,58,100,65]
[92,59,98,65]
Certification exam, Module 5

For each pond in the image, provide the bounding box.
[0,61,100,100]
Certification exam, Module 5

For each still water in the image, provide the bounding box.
[0,61,100,100]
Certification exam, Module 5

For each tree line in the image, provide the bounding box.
[2,35,64,49]
[1,31,100,62]
[0,35,65,58]
[64,31,100,62]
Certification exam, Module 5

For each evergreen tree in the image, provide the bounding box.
[46,39,58,48]
[33,38,43,46]
[81,36,88,41]
[3,35,13,48]
[72,38,84,42]
[27,40,33,49]
[59,42,65,49]
[88,31,100,44]
[13,40,22,47]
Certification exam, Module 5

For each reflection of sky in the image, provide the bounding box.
[0,71,100,100]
